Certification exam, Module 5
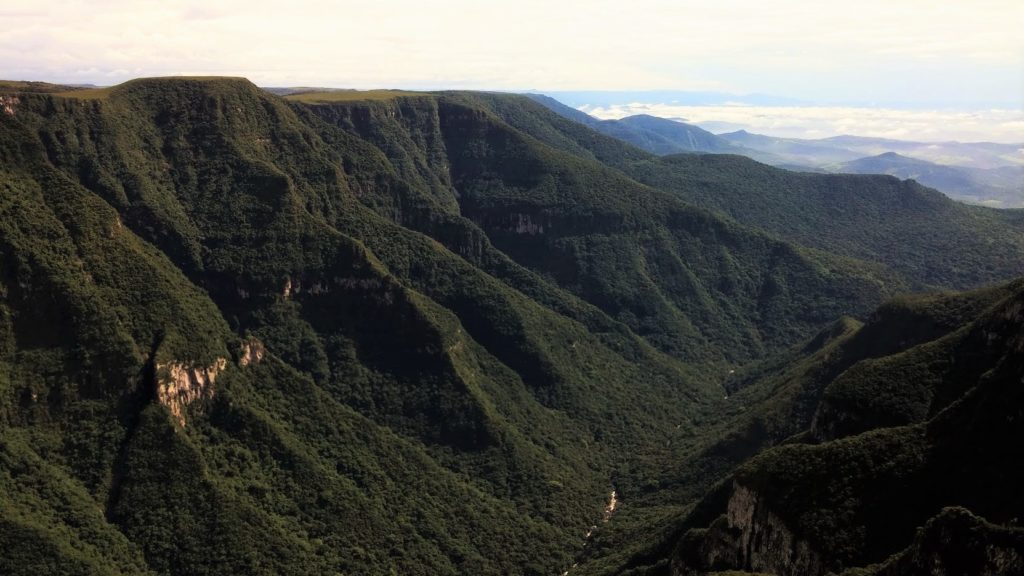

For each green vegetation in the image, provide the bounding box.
[841,507,1024,576]
[0,77,1021,575]
[0,81,87,95]
[52,87,114,100]
[616,280,1024,576]
[479,94,1024,290]
[624,154,1024,290]
[286,89,430,103]
[526,94,739,156]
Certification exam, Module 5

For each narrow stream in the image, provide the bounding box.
[561,488,618,575]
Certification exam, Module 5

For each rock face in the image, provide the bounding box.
[871,508,1024,576]
[156,358,227,426]
[280,275,389,299]
[239,338,266,367]
[725,483,823,576]
[1,95,19,116]
[676,482,823,576]
[512,213,545,235]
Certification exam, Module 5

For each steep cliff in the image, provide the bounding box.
[652,281,1024,576]
[854,507,1024,576]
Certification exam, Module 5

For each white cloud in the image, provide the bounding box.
[0,0,1020,106]
[584,103,1024,144]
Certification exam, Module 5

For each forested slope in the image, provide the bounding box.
[0,78,1021,575]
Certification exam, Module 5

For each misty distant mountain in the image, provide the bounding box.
[821,135,1024,168]
[837,151,975,185]
[529,93,1022,207]
[720,129,865,164]
[835,152,1024,208]
[592,113,738,156]
[527,93,775,157]
[720,130,1024,171]
[715,130,1024,206]
[613,114,736,153]
[525,93,601,126]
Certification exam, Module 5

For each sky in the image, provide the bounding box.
[2,0,1022,140]
[582,103,1024,143]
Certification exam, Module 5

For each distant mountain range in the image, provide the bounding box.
[528,95,1024,208]
[720,130,1024,170]
[527,94,759,157]
[832,152,1024,208]
[718,132,1024,208]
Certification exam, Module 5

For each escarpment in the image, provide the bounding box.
[867,507,1024,576]
[1,94,18,116]
[2,77,1023,576]
[673,482,823,576]
[239,337,266,366]
[658,280,1024,576]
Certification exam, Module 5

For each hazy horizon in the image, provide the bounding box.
[3,0,1021,143]
[578,100,1024,144]
[6,75,1019,144]
[3,1,1020,101]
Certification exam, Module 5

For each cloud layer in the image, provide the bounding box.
[1,0,1021,107]
[583,103,1024,144]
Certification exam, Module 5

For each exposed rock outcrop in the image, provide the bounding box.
[281,275,388,298]
[156,358,227,426]
[239,338,266,367]
[726,483,822,575]
[1,95,19,116]
[512,213,545,235]
[864,507,1024,576]
[675,482,823,576]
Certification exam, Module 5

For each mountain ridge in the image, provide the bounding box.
[525,93,759,157]
[0,76,1022,575]
[522,93,1022,207]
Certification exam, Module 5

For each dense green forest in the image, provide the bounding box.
[0,78,1021,575]
[479,92,1024,290]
